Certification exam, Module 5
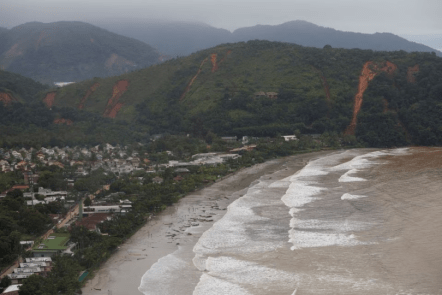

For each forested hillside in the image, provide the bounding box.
[0,22,161,84]
[0,70,48,104]
[35,40,442,147]
[0,69,147,147]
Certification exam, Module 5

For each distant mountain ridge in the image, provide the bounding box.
[0,21,162,84]
[95,20,232,57]
[95,20,442,57]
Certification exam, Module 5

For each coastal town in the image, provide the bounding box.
[0,135,304,294]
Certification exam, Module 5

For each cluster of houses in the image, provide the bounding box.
[7,257,53,285]
[0,144,145,176]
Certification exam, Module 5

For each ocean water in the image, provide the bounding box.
[139,148,442,294]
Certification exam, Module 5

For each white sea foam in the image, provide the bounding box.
[341,193,368,200]
[281,181,324,208]
[290,217,367,232]
[193,256,299,295]
[282,150,393,250]
[268,175,292,188]
[289,230,364,250]
[139,250,190,294]
[193,274,253,295]
[193,177,287,265]
[339,169,367,182]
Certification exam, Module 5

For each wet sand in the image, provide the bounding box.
[82,151,332,295]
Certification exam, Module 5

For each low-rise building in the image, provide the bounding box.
[75,213,112,232]
[31,233,70,257]
[83,204,132,214]
[282,135,298,141]
[7,274,31,284]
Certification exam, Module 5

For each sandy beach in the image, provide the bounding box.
[82,151,332,295]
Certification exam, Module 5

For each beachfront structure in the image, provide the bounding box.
[31,233,70,257]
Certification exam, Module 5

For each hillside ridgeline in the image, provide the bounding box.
[35,41,442,147]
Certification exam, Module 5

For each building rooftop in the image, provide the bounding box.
[2,284,22,294]
[32,233,70,252]
[76,213,111,231]
[25,257,52,263]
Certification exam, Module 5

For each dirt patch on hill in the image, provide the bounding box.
[344,61,397,135]
[103,80,129,118]
[311,66,331,102]
[211,54,218,72]
[54,118,73,125]
[36,31,49,50]
[4,43,23,59]
[106,102,124,119]
[105,54,135,70]
[218,50,232,66]
[407,65,419,83]
[0,92,16,106]
[43,92,57,108]
[180,50,232,101]
[180,58,208,101]
[78,83,100,110]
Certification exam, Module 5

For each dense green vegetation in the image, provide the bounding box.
[39,40,442,148]
[0,188,54,267]
[1,40,442,148]
[0,101,148,147]
[0,70,48,103]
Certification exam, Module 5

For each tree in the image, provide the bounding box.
[20,210,51,234]
[48,256,81,294]
[0,276,11,290]
[84,196,92,207]
[18,274,56,295]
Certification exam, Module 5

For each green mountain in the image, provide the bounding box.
[39,40,442,147]
[0,22,161,85]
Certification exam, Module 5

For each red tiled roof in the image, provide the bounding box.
[75,213,111,231]
[11,185,29,190]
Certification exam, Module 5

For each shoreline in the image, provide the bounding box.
[81,150,334,295]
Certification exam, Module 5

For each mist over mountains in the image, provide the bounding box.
[95,19,442,57]
[0,20,440,85]
[0,21,161,84]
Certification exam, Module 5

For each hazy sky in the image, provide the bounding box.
[1,0,441,35]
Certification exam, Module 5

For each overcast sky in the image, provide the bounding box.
[1,0,441,36]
